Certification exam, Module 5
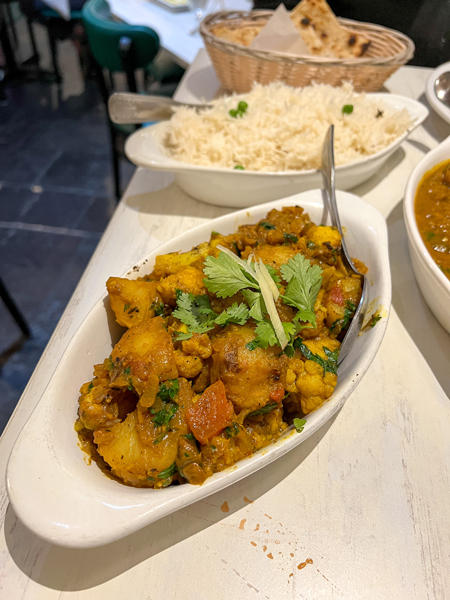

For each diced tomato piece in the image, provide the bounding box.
[269,384,285,403]
[186,380,234,445]
[329,285,345,306]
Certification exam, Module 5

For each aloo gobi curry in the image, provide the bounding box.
[415,160,450,280]
[75,206,365,488]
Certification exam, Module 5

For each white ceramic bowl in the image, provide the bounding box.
[404,135,450,334]
[7,191,391,548]
[125,93,428,208]
[425,61,450,124]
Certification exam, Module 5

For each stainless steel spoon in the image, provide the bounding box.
[321,124,368,365]
[434,71,450,106]
[108,92,211,124]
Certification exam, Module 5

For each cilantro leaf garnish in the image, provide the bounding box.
[224,423,240,438]
[294,338,339,375]
[370,314,382,328]
[283,233,298,244]
[259,221,275,230]
[203,252,258,298]
[151,301,165,317]
[241,288,266,321]
[158,463,177,479]
[152,403,178,427]
[246,320,296,350]
[293,418,306,432]
[157,379,179,401]
[342,301,356,329]
[215,302,249,327]
[172,292,217,338]
[280,254,323,327]
[247,403,278,417]
[330,300,356,332]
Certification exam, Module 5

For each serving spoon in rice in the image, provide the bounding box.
[108,93,212,124]
[321,125,368,365]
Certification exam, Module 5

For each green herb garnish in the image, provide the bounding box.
[246,319,296,351]
[152,403,178,427]
[123,366,131,375]
[123,303,130,312]
[294,338,339,375]
[157,379,180,401]
[248,403,278,417]
[370,314,382,328]
[173,292,217,339]
[214,302,250,327]
[280,254,323,327]
[183,433,195,440]
[342,104,353,114]
[426,231,436,241]
[284,233,299,244]
[234,165,245,170]
[225,423,240,438]
[293,418,306,433]
[158,463,177,479]
[152,301,165,317]
[259,221,276,230]
[88,382,93,391]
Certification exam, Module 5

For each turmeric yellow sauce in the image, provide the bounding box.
[75,206,365,488]
[415,160,450,280]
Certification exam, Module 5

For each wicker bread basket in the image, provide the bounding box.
[200,11,415,93]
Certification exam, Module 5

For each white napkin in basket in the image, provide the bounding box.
[249,5,312,56]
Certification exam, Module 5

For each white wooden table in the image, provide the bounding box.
[1,52,450,599]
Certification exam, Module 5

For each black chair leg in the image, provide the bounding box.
[26,17,40,66]
[5,2,18,49]
[47,27,62,83]
[0,277,31,338]
[111,129,121,200]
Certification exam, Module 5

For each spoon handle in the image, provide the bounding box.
[108,93,211,124]
[321,125,368,365]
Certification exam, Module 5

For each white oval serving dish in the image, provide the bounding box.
[7,190,391,548]
[404,134,450,334]
[125,93,428,208]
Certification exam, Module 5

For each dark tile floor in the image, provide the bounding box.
[0,54,135,434]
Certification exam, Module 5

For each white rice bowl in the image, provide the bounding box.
[163,82,412,172]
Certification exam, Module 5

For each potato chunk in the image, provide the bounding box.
[106,277,162,328]
[157,267,206,306]
[94,410,178,486]
[211,325,287,413]
[110,316,178,392]
[153,242,211,278]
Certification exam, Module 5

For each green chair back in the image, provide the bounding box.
[82,0,160,72]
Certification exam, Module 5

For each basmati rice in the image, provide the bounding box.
[163,82,412,172]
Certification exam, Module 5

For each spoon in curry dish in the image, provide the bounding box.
[321,125,368,365]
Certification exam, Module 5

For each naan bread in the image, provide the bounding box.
[290,0,371,58]
[210,24,263,47]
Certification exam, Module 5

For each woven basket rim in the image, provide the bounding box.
[200,11,415,67]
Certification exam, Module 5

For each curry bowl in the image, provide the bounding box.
[6,190,391,548]
[125,94,428,208]
[404,136,450,335]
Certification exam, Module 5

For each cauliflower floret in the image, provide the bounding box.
[174,350,203,379]
[157,267,206,306]
[182,333,212,359]
[307,225,341,248]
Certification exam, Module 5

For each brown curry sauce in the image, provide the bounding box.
[415,160,450,280]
